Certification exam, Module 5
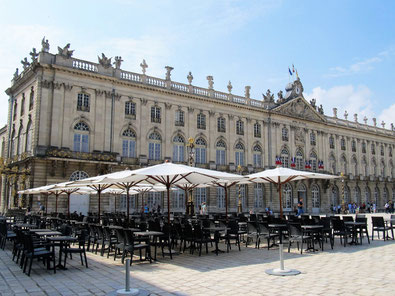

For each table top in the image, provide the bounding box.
[30,228,53,232]
[34,231,63,236]
[47,236,77,242]
[268,224,287,228]
[344,221,366,226]
[13,224,36,228]
[301,225,324,229]
[204,227,229,232]
[134,231,164,236]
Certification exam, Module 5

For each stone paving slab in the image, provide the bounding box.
[0,231,394,296]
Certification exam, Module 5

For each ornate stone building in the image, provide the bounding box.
[1,40,394,215]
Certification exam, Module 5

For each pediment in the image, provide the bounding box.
[272,97,326,122]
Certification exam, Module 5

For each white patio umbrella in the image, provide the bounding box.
[18,184,57,214]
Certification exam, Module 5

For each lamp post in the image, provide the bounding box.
[187,137,195,215]
[340,172,345,213]
[237,164,243,213]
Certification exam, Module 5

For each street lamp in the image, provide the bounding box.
[237,164,243,213]
[186,137,195,215]
[340,172,345,213]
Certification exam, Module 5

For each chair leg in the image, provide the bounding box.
[84,251,88,268]
[27,257,33,276]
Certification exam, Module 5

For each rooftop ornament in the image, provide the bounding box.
[245,86,251,99]
[333,108,338,118]
[114,56,123,69]
[207,76,214,89]
[57,43,74,58]
[41,37,50,53]
[140,59,148,74]
[344,111,348,120]
[363,116,368,124]
[187,72,193,85]
[29,48,38,62]
[165,66,173,81]
[98,53,112,68]
[21,57,30,69]
[227,81,232,93]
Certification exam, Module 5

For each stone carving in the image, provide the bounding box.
[275,98,323,122]
[207,76,214,89]
[41,37,49,53]
[354,114,358,122]
[245,86,251,98]
[98,53,112,68]
[187,72,193,85]
[227,81,232,93]
[294,127,305,143]
[344,111,348,120]
[310,98,316,109]
[57,43,74,58]
[208,110,215,117]
[381,121,385,128]
[13,68,19,79]
[188,106,194,113]
[363,116,368,124]
[277,90,284,103]
[165,102,172,110]
[139,98,147,105]
[372,118,377,126]
[21,58,30,69]
[29,48,38,62]
[333,108,337,118]
[165,66,173,80]
[391,123,394,131]
[262,89,274,103]
[318,105,324,115]
[114,56,123,69]
[140,59,148,74]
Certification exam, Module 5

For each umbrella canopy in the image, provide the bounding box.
[246,167,339,218]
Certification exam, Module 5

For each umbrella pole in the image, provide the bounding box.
[114,194,117,213]
[167,186,170,224]
[279,183,283,219]
[55,192,59,213]
[45,193,48,215]
[98,187,101,221]
[225,186,228,223]
[126,188,130,222]
[67,192,71,217]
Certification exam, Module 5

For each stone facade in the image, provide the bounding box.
[1,41,394,215]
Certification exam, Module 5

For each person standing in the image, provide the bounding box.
[297,198,304,216]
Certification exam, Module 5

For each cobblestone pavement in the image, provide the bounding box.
[0,225,394,295]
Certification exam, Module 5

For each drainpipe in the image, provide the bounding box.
[110,88,115,152]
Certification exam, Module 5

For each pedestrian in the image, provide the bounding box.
[297,198,304,216]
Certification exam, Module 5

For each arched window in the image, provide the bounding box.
[311,184,320,208]
[329,155,336,174]
[172,188,185,211]
[253,145,262,168]
[282,127,289,141]
[148,132,161,160]
[172,135,185,162]
[331,186,339,206]
[217,187,225,209]
[329,136,335,149]
[341,155,347,175]
[73,121,89,152]
[281,147,289,168]
[25,121,32,153]
[310,151,317,172]
[235,142,245,167]
[374,187,380,206]
[17,126,23,155]
[283,184,293,210]
[236,120,244,135]
[310,132,316,146]
[254,183,264,209]
[371,158,377,176]
[217,117,226,133]
[351,140,356,152]
[122,128,136,158]
[364,186,371,204]
[351,156,358,176]
[295,148,304,170]
[353,186,361,204]
[383,187,388,203]
[10,129,16,157]
[344,185,350,204]
[216,140,226,165]
[195,138,207,164]
[297,183,306,209]
[194,188,206,208]
[69,171,89,181]
[237,184,247,209]
[340,138,346,150]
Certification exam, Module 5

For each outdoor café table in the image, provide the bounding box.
[301,225,324,251]
[33,231,63,237]
[13,223,36,229]
[344,221,365,245]
[134,231,164,260]
[268,224,288,244]
[46,236,77,270]
[203,227,229,255]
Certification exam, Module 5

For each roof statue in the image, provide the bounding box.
[165,66,173,80]
[140,59,148,74]
[363,116,368,124]
[13,68,19,80]
[318,104,324,115]
[98,53,112,68]
[41,37,50,53]
[21,57,30,69]
[57,43,74,58]
[245,86,251,98]
[277,90,284,104]
[114,56,123,69]
[372,118,377,126]
[187,71,193,85]
[309,98,316,109]
[354,114,358,122]
[227,81,232,93]
[333,108,338,118]
[207,76,214,89]
[344,111,348,120]
[263,89,274,103]
[30,48,38,62]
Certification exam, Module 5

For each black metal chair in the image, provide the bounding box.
[371,216,393,240]
[355,217,370,244]
[62,230,88,268]
[332,219,349,247]
[320,217,334,249]
[287,222,314,254]
[257,222,279,249]
[123,230,151,265]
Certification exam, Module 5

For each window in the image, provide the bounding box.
[380,145,384,156]
[25,122,32,153]
[283,184,293,210]
[175,109,184,126]
[341,138,346,151]
[122,128,136,158]
[312,185,320,208]
[254,183,264,208]
[353,186,361,204]
[216,140,226,165]
[69,171,89,181]
[364,186,370,203]
[217,187,225,209]
[351,140,356,152]
[235,142,245,167]
[120,194,137,211]
[29,86,34,110]
[236,120,244,135]
[310,132,316,146]
[253,145,262,168]
[372,159,377,176]
[194,188,206,208]
[172,188,185,211]
[195,138,207,164]
[20,94,25,116]
[282,127,289,141]
[151,105,161,123]
[254,123,261,138]
[73,121,89,152]
[331,186,339,206]
[390,147,393,157]
[380,160,385,177]
[310,151,317,172]
[197,113,206,130]
[217,117,226,133]
[13,102,17,121]
[374,187,380,206]
[148,132,161,160]
[383,187,388,204]
[280,147,289,168]
[329,155,336,174]
[362,158,368,176]
[147,192,161,210]
[237,184,247,209]
[77,93,90,112]
[329,136,335,149]
[295,149,304,170]
[362,142,366,153]
[371,143,376,155]
[125,101,136,117]
[17,127,23,155]
[172,135,185,162]
[341,156,347,174]
[344,185,350,204]
[10,129,16,157]
[352,157,358,176]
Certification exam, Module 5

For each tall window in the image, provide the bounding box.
[344,185,350,204]
[194,188,206,208]
[151,106,161,123]
[29,86,34,110]
[237,184,247,209]
[172,188,185,211]
[362,142,366,153]
[389,147,393,157]
[125,101,136,117]
[329,136,335,149]
[217,117,226,132]
[380,145,384,156]
[236,120,244,135]
[380,160,385,177]
[351,140,356,152]
[254,183,264,208]
[312,184,320,208]
[281,147,289,168]
[172,135,185,162]
[25,121,32,153]
[352,156,358,176]
[374,187,380,205]
[120,194,137,211]
[254,123,261,138]
[353,186,361,204]
[253,145,262,168]
[122,128,136,158]
[310,132,316,146]
[195,138,207,164]
[282,127,289,141]
[371,143,376,155]
[10,129,16,157]
[331,186,339,206]
[73,121,89,152]
[17,127,23,155]
[364,186,370,203]
[77,93,90,112]
[147,192,161,210]
[295,148,304,170]
[175,109,184,126]
[197,113,206,130]
[20,94,25,116]
[310,151,317,172]
[383,187,388,203]
[341,138,346,150]
[148,132,161,160]
[217,187,225,209]
[329,155,336,174]
[341,156,347,174]
[13,102,17,121]
[235,142,245,167]
[283,184,293,210]
[362,158,368,176]
[216,140,226,165]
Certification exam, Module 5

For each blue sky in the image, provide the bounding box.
[0,0,394,128]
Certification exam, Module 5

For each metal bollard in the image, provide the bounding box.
[116,259,139,295]
[125,259,130,292]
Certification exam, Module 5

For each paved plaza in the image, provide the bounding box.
[0,224,394,296]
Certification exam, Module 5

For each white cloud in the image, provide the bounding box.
[327,56,382,78]
[378,104,395,129]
